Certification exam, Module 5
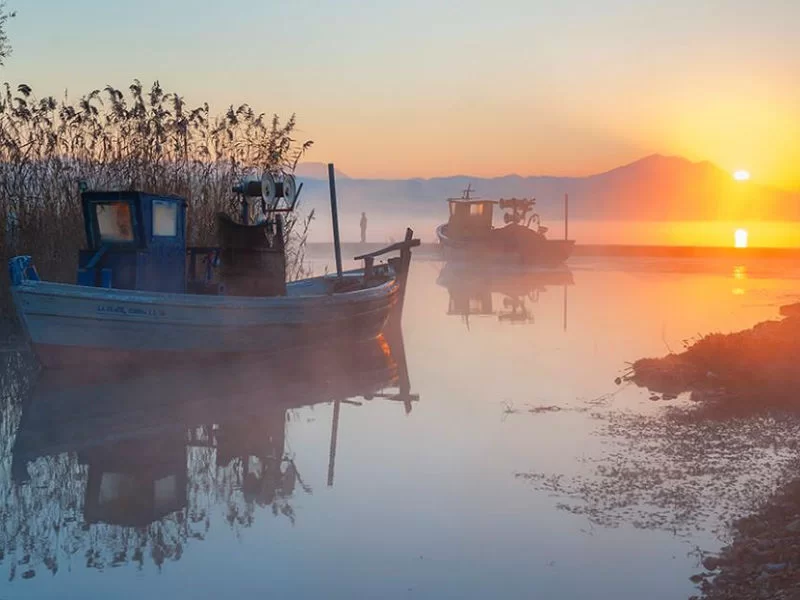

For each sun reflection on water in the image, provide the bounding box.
[732,265,747,295]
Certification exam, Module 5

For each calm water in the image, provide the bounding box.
[2,253,800,599]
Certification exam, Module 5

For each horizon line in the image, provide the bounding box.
[296,154,797,193]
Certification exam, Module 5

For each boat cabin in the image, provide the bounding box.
[78,191,188,293]
[446,199,497,238]
[76,177,296,297]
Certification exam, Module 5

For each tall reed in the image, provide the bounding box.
[0,2,13,66]
[0,80,313,321]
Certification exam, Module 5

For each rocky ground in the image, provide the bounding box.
[631,303,800,415]
[692,477,800,600]
[629,303,800,599]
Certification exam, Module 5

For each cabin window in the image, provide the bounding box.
[153,200,178,237]
[470,204,484,216]
[95,202,134,243]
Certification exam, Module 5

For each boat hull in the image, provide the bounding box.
[11,275,400,369]
[436,224,574,266]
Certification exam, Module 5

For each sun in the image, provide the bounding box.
[734,228,748,248]
[733,170,750,181]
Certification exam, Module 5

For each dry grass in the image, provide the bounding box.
[0,2,13,67]
[0,80,314,322]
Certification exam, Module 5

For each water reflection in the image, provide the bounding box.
[2,322,416,578]
[436,263,573,327]
[4,256,800,599]
[731,264,747,296]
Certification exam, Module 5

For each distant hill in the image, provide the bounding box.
[293,155,800,222]
[293,162,350,180]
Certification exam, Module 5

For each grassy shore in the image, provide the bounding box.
[630,303,800,415]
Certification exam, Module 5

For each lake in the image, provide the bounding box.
[2,251,800,599]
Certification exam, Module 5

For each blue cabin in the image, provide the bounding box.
[78,191,187,293]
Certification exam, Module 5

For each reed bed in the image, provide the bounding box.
[0,80,313,322]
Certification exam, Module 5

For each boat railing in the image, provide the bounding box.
[353,228,421,279]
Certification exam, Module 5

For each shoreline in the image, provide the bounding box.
[307,242,800,260]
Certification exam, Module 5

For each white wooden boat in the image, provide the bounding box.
[8,171,420,369]
[10,257,405,368]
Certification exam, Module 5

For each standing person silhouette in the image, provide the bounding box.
[360,212,368,243]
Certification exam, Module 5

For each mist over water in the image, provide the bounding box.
[295,153,800,247]
[2,250,800,599]
[305,207,800,248]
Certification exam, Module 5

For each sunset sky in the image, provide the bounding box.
[3,0,798,189]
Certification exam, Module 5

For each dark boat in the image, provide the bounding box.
[435,185,574,265]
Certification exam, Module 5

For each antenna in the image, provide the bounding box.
[448,183,480,202]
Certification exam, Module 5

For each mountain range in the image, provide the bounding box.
[293,155,800,223]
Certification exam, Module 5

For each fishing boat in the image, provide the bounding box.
[8,169,420,369]
[435,185,574,265]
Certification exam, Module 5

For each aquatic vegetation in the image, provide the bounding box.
[516,404,800,539]
[0,80,314,319]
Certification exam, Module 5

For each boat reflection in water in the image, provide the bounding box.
[4,320,416,576]
[436,262,574,327]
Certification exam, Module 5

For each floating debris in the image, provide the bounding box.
[528,405,565,414]
[516,406,800,538]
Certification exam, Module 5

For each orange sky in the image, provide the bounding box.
[3,1,799,189]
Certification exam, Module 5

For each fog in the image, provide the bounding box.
[303,202,800,249]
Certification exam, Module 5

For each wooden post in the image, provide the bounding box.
[396,228,414,314]
[327,399,341,487]
[328,163,343,278]
[564,193,569,241]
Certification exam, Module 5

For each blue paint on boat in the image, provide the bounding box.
[78,191,188,293]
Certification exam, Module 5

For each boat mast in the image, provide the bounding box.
[447,183,480,203]
[327,163,344,278]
